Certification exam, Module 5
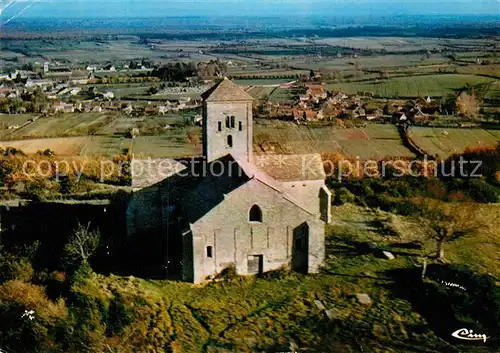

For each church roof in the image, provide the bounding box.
[161,155,316,225]
[131,158,187,189]
[201,77,254,102]
[255,154,325,182]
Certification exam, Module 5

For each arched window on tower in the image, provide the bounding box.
[230,116,235,128]
[227,134,233,147]
[225,116,230,128]
[249,205,262,222]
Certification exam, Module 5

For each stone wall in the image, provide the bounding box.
[203,101,253,163]
[187,179,324,283]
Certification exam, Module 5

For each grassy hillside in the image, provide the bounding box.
[254,120,415,159]
[408,127,500,160]
[1,201,499,352]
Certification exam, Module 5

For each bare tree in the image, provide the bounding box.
[456,90,480,118]
[187,127,200,148]
[64,222,100,263]
[129,127,140,139]
[416,199,483,260]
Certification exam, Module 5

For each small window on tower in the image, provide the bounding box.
[230,116,235,128]
[206,246,213,258]
[239,121,243,131]
[225,116,230,128]
[227,135,233,147]
[218,121,222,132]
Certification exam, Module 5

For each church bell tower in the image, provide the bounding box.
[201,78,254,163]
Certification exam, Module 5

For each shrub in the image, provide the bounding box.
[0,255,34,282]
[0,280,68,352]
[215,263,238,280]
[426,265,500,337]
[462,179,498,203]
[334,187,356,205]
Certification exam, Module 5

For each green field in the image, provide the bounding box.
[30,202,498,352]
[269,87,297,102]
[5,113,118,139]
[326,74,495,98]
[0,114,38,138]
[79,136,132,156]
[248,86,277,100]
[482,81,500,101]
[131,130,202,158]
[95,83,153,98]
[232,78,295,86]
[95,114,190,135]
[254,120,415,159]
[408,127,500,159]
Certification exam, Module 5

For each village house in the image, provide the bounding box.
[293,108,303,121]
[122,104,134,115]
[391,111,408,124]
[25,79,54,89]
[353,106,366,118]
[126,78,331,283]
[157,105,169,115]
[53,102,75,113]
[304,109,318,121]
[102,64,116,72]
[272,107,294,120]
[144,106,157,115]
[329,92,348,105]
[6,92,19,100]
[306,85,327,101]
[0,74,13,82]
[70,71,90,85]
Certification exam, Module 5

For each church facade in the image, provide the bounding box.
[127,78,331,283]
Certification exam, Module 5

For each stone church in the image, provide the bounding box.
[127,78,331,283]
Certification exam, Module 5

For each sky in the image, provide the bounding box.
[1,0,499,19]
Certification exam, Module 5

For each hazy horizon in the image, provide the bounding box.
[1,0,498,20]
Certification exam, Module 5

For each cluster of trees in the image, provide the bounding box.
[0,88,49,115]
[94,75,160,84]
[151,62,197,82]
[327,144,500,259]
[0,218,181,352]
[127,58,152,69]
[0,148,132,200]
[196,59,227,77]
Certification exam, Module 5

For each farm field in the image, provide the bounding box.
[290,55,449,72]
[134,92,203,101]
[248,86,277,100]
[269,87,298,103]
[482,81,500,101]
[326,74,495,98]
[232,78,296,86]
[5,113,118,139]
[94,83,154,98]
[408,127,500,159]
[0,137,89,155]
[79,136,132,156]
[254,120,415,159]
[312,37,497,53]
[0,114,38,138]
[131,132,202,158]
[228,68,307,77]
[95,114,189,135]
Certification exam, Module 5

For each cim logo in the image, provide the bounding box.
[452,328,489,343]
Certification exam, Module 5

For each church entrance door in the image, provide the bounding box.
[247,255,263,275]
[292,222,309,274]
